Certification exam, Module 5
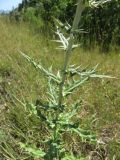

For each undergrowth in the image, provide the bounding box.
[0,12,120,160]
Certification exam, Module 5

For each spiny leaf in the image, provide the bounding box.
[26,102,37,116]
[20,51,61,84]
[54,18,71,32]
[19,142,46,158]
[63,77,89,97]
[89,0,111,7]
[70,128,97,142]
[55,27,69,50]
[54,26,81,50]
[66,64,115,79]
[47,77,58,105]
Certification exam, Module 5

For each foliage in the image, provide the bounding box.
[15,1,114,159]
[19,142,45,158]
[9,0,120,52]
[0,15,120,160]
[80,0,120,51]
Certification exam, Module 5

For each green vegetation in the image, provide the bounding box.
[10,0,120,52]
[0,0,120,159]
[0,14,120,159]
[18,2,116,159]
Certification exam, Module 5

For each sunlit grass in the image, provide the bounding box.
[0,16,120,159]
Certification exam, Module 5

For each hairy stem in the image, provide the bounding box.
[53,2,85,159]
[58,0,85,107]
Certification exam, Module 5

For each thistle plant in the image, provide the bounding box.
[20,0,112,159]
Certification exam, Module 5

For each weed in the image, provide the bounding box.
[19,1,113,159]
[0,1,119,160]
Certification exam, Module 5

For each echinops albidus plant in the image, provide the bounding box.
[20,0,112,159]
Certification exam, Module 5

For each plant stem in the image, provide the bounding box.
[53,2,85,159]
[58,0,84,107]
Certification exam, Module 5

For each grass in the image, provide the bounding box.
[0,16,120,160]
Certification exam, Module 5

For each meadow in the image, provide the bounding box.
[0,16,120,159]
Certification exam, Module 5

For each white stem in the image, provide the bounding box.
[58,0,85,107]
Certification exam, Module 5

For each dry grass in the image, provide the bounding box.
[0,16,120,160]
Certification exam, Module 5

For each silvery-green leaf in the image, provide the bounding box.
[89,0,111,7]
[20,51,61,83]
[54,19,71,31]
[73,28,88,34]
[19,143,46,158]
[72,44,81,49]
[90,74,115,79]
[64,77,89,96]
[47,78,58,105]
[70,128,97,142]
[57,71,61,79]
